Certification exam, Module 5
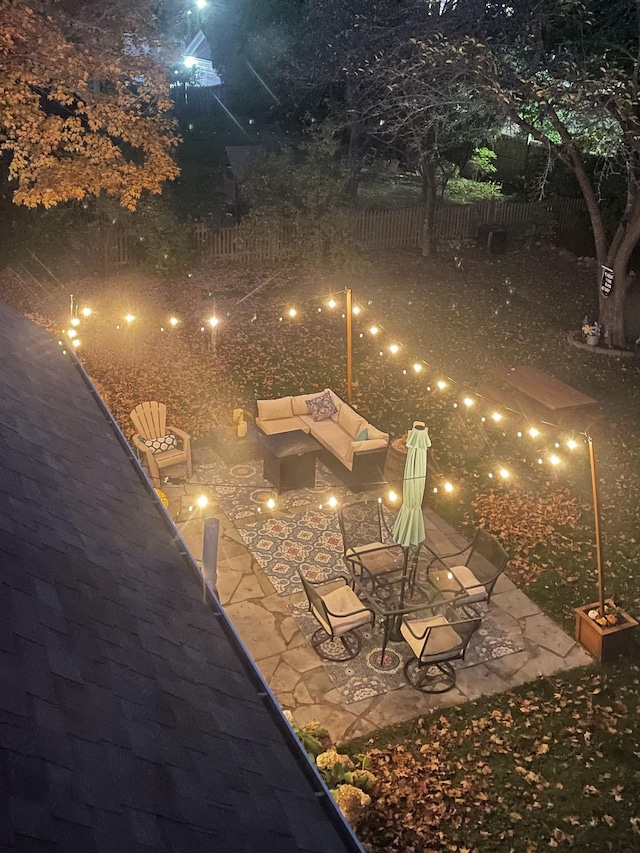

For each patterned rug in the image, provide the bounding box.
[195,458,348,523]
[289,602,526,704]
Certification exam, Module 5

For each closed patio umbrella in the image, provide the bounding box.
[393,422,430,548]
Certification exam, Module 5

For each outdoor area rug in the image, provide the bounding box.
[289,602,526,703]
[195,457,348,523]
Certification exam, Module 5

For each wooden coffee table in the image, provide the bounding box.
[262,430,322,492]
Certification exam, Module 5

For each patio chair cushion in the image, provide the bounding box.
[306,390,339,422]
[312,585,372,637]
[401,614,463,662]
[431,565,487,603]
[292,392,327,416]
[346,542,404,575]
[141,433,178,454]
[257,396,293,421]
[300,415,354,468]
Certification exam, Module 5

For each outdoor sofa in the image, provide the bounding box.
[255,388,389,491]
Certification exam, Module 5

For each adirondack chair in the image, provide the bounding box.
[130,402,192,487]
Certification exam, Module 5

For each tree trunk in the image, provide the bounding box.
[599,255,633,347]
[420,159,437,258]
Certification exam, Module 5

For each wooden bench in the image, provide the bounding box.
[479,366,598,427]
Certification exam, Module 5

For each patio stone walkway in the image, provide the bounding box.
[162,477,593,744]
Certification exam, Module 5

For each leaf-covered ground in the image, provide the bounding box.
[3,243,640,850]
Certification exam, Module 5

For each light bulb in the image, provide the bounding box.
[389,344,399,354]
[388,490,398,502]
[124,314,135,324]
[369,325,379,335]
[81,307,92,317]
[266,498,276,510]
[70,317,80,327]
[463,397,474,407]
[567,439,578,450]
[209,316,219,327]
[528,427,539,438]
[288,308,297,318]
[71,339,81,348]
[549,455,560,466]
[437,380,447,390]
[170,317,179,327]
[328,496,338,508]
[196,495,208,509]
[444,482,454,493]
[328,299,337,309]
[352,305,361,315]
[67,329,77,338]
[413,363,422,373]
[492,412,502,422]
[499,468,510,479]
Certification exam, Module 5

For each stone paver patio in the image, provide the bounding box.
[163,471,592,744]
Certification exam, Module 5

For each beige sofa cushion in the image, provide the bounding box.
[366,423,389,442]
[256,416,309,435]
[352,437,388,456]
[338,405,367,439]
[257,396,293,421]
[300,415,354,469]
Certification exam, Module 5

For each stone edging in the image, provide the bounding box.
[566,330,635,358]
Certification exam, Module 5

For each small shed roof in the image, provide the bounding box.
[0,301,363,853]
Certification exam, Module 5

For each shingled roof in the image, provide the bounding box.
[0,301,363,853]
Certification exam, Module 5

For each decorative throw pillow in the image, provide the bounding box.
[355,428,368,442]
[306,390,339,422]
[141,433,178,454]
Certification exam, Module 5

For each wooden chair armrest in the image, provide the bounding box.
[132,434,153,457]
[167,425,191,444]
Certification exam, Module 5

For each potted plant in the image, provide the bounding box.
[582,319,601,345]
[575,599,638,662]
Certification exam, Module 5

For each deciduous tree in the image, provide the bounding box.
[0,0,179,210]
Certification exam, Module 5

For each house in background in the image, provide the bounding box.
[182,30,221,88]
[171,29,222,117]
[0,300,363,853]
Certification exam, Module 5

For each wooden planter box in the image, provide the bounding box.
[575,603,638,662]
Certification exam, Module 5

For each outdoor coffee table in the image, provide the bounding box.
[262,429,322,492]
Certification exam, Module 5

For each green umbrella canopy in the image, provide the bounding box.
[392,423,431,547]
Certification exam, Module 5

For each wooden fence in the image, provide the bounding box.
[105,197,587,269]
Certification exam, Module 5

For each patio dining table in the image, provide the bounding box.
[344,554,447,665]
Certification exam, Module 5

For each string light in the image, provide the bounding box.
[125,314,135,324]
[70,317,80,327]
[288,308,297,318]
[208,316,219,328]
[369,325,379,335]
[492,412,503,422]
[413,363,423,373]
[71,339,81,348]
[196,495,208,508]
[328,298,337,309]
[169,317,179,327]
[389,344,399,354]
[81,307,92,317]
[327,496,338,508]
[266,497,276,510]
[549,455,560,466]
[352,305,361,315]
[437,380,447,390]
[499,468,510,479]
[567,439,578,450]
[463,397,474,407]
[443,481,454,493]
[67,329,77,339]
[388,490,398,502]
[528,427,539,438]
